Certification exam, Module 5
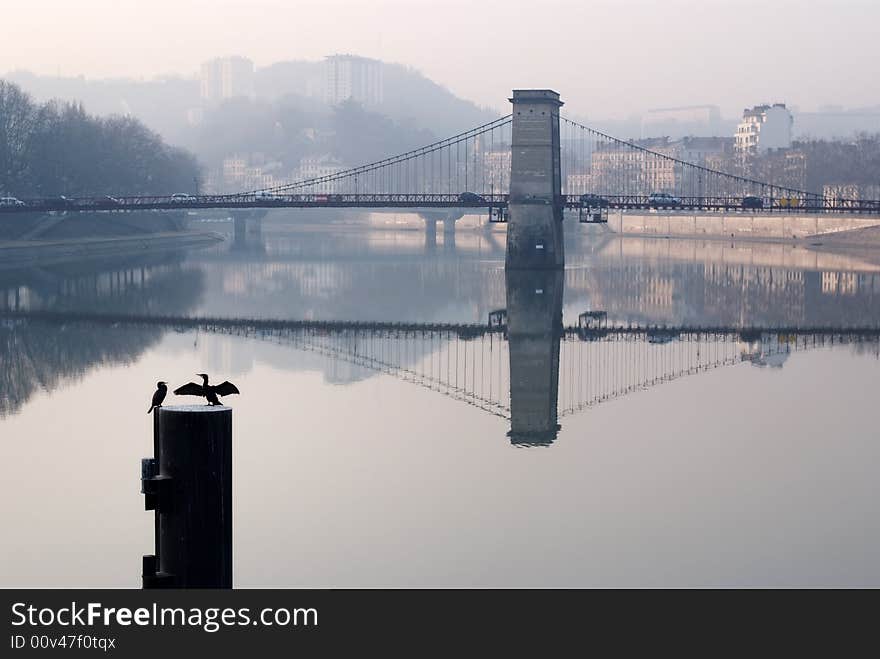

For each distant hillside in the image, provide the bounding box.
[378,62,498,134]
[254,58,498,135]
[5,57,496,146]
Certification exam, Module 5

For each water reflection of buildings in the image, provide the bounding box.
[193,229,880,329]
[187,230,508,322]
[564,240,880,329]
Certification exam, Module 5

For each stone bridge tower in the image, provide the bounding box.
[505,89,565,270]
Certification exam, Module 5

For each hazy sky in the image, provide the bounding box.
[2,0,878,118]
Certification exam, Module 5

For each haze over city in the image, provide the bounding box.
[3,0,879,117]
[4,0,880,622]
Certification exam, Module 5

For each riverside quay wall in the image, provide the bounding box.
[606,211,880,241]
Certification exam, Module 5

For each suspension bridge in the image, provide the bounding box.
[3,89,878,240]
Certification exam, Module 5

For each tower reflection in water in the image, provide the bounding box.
[505,269,564,447]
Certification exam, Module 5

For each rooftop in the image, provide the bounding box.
[743,103,789,117]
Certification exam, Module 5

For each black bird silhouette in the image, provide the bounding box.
[147,381,168,414]
[174,373,240,406]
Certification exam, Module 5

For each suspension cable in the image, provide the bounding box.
[560,115,811,197]
[234,115,513,196]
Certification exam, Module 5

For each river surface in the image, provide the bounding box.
[2,217,879,587]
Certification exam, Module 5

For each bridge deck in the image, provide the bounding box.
[1,194,878,215]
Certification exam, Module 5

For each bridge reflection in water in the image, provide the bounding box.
[6,267,878,445]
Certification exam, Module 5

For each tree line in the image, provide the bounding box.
[0,80,200,198]
[795,135,880,193]
[735,135,880,196]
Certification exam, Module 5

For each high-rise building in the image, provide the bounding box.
[324,54,383,107]
[735,104,793,155]
[200,56,255,102]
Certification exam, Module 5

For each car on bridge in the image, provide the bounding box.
[578,193,609,208]
[741,195,764,210]
[775,196,802,208]
[0,196,25,207]
[170,193,197,203]
[458,191,486,204]
[647,330,675,344]
[647,192,680,208]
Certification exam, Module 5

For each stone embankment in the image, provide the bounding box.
[606,211,880,243]
[0,231,224,270]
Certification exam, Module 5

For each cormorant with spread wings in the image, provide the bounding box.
[174,373,240,406]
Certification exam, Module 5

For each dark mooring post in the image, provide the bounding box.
[506,89,565,270]
[141,406,233,588]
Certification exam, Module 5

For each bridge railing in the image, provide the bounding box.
[2,193,879,215]
[562,194,880,214]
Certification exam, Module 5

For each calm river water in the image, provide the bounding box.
[2,217,879,587]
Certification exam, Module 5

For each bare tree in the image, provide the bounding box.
[0,80,201,197]
[0,81,37,195]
